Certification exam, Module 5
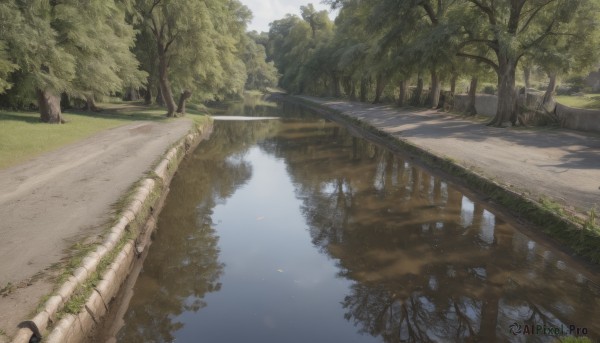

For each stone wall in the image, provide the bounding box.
[453,93,600,132]
[556,104,600,132]
[453,94,498,117]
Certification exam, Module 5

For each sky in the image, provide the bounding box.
[240,0,337,33]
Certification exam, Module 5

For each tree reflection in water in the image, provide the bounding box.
[116,100,599,342]
[259,106,600,342]
[116,119,281,343]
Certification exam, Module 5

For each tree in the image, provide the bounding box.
[0,3,19,94]
[1,0,145,123]
[134,0,208,116]
[57,0,146,111]
[242,35,279,90]
[134,0,252,116]
[455,0,600,126]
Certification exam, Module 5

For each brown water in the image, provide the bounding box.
[109,100,600,343]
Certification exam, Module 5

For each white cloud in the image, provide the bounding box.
[240,0,337,33]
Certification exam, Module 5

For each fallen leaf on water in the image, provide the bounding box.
[276,269,284,273]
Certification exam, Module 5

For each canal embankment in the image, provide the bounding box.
[4,118,213,343]
[290,95,600,264]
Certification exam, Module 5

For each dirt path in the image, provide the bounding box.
[0,118,193,339]
[300,96,600,213]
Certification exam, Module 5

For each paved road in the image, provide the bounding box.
[0,118,193,339]
[300,96,600,213]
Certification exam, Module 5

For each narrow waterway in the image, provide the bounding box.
[106,99,599,342]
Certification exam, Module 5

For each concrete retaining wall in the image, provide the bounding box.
[454,93,600,132]
[453,94,498,117]
[11,119,213,343]
[556,104,600,132]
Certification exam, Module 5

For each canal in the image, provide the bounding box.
[98,98,600,342]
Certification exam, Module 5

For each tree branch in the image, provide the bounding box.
[421,2,439,25]
[457,52,499,72]
[467,0,496,25]
[457,38,499,51]
[520,16,557,51]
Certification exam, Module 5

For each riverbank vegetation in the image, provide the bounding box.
[0,0,278,123]
[265,1,600,126]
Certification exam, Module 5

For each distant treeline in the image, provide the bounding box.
[265,1,600,126]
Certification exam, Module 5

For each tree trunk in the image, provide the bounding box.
[342,77,352,98]
[176,90,192,114]
[85,94,101,112]
[331,74,341,98]
[37,89,63,124]
[467,76,478,115]
[398,79,408,107]
[450,74,458,95]
[542,73,557,106]
[372,74,387,104]
[350,81,357,101]
[124,87,140,101]
[428,70,441,108]
[155,85,164,106]
[489,57,518,126]
[412,75,424,105]
[144,87,153,105]
[359,78,368,102]
[157,43,177,117]
[523,67,531,93]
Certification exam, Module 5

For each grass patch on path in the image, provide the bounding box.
[0,102,209,169]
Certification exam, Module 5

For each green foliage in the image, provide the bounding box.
[242,35,279,90]
[267,7,335,95]
[269,0,600,120]
[0,0,147,118]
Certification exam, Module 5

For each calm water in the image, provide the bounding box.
[110,99,599,342]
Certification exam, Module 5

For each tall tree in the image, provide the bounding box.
[134,0,252,116]
[1,0,145,123]
[455,0,600,126]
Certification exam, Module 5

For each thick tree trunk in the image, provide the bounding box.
[359,78,368,102]
[467,76,478,115]
[412,75,424,105]
[157,43,177,117]
[398,79,408,107]
[489,58,518,126]
[37,89,63,124]
[372,74,387,104]
[85,94,101,112]
[428,70,441,108]
[176,90,192,114]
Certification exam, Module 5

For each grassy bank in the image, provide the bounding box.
[0,102,209,169]
[556,94,600,109]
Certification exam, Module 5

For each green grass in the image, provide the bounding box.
[0,102,210,170]
[555,94,600,110]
